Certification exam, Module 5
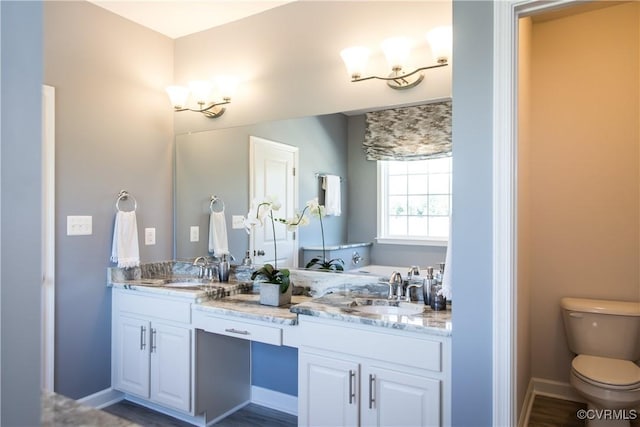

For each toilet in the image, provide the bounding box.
[561,297,640,426]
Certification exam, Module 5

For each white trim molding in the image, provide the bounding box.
[493,1,581,426]
[493,2,519,425]
[77,388,124,409]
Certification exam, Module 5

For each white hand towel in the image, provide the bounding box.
[110,211,140,268]
[440,218,452,300]
[208,210,229,255]
[322,174,342,216]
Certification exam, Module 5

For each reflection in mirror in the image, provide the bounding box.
[175,108,449,269]
[175,114,349,264]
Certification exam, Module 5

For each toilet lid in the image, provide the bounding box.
[572,355,640,389]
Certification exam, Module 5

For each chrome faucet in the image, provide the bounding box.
[193,256,207,278]
[387,271,403,300]
[407,266,420,281]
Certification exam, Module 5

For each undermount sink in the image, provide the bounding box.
[351,299,424,316]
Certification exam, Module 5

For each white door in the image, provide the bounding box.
[298,351,359,427]
[113,315,150,398]
[250,136,299,268]
[150,323,191,412]
[361,366,441,427]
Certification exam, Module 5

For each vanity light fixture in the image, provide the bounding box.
[165,76,238,118]
[340,26,452,90]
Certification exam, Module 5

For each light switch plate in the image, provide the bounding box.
[67,215,92,236]
[145,228,156,245]
[190,226,199,242]
[232,215,245,229]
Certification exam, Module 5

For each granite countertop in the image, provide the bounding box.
[109,278,252,303]
[113,281,452,336]
[42,391,138,426]
[194,292,313,325]
[108,262,452,336]
[290,292,453,336]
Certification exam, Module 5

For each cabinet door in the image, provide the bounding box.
[299,351,359,427]
[150,322,191,413]
[362,366,441,427]
[113,315,150,398]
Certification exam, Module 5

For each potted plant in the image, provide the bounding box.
[245,196,307,306]
[251,263,292,306]
[304,198,345,272]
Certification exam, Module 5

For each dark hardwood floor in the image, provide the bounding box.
[103,400,297,427]
[528,395,640,427]
[104,395,640,427]
[527,395,586,427]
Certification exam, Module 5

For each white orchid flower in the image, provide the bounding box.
[265,195,282,211]
[306,198,325,218]
[243,215,262,235]
[283,212,310,231]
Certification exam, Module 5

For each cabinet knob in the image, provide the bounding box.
[254,249,265,256]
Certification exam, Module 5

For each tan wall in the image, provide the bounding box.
[517,16,533,416]
[526,2,640,383]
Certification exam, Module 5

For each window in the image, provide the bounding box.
[377,156,451,246]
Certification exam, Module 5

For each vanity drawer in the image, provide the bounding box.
[114,290,191,324]
[192,310,282,346]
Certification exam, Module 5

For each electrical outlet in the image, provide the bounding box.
[232,215,245,229]
[190,226,199,242]
[145,228,156,245]
[67,216,92,236]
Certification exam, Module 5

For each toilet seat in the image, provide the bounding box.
[572,355,640,390]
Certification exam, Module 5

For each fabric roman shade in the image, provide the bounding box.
[363,100,452,161]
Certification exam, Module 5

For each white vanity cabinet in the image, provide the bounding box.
[112,289,192,413]
[297,316,450,427]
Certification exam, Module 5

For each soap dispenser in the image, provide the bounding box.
[423,267,435,306]
[218,254,230,282]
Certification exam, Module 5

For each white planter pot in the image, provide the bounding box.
[259,282,292,307]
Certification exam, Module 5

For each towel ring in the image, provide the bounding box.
[210,195,224,213]
[116,190,137,212]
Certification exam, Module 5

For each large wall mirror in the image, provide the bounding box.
[173,1,452,268]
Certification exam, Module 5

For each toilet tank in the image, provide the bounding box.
[561,297,640,361]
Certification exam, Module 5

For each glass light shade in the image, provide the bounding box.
[188,80,213,104]
[165,85,190,109]
[340,46,371,79]
[380,37,413,70]
[426,26,452,63]
[214,75,238,100]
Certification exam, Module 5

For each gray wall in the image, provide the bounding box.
[175,114,349,263]
[173,1,452,134]
[1,2,43,424]
[44,1,174,398]
[451,1,494,425]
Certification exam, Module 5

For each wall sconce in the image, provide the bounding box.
[165,76,238,118]
[340,26,452,90]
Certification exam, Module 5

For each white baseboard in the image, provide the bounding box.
[77,387,124,409]
[531,377,584,403]
[251,386,298,416]
[518,380,535,427]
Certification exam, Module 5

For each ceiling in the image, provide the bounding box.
[88,0,297,39]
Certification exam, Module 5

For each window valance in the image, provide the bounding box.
[363,100,452,161]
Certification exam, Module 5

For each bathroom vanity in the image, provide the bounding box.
[108,264,452,426]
